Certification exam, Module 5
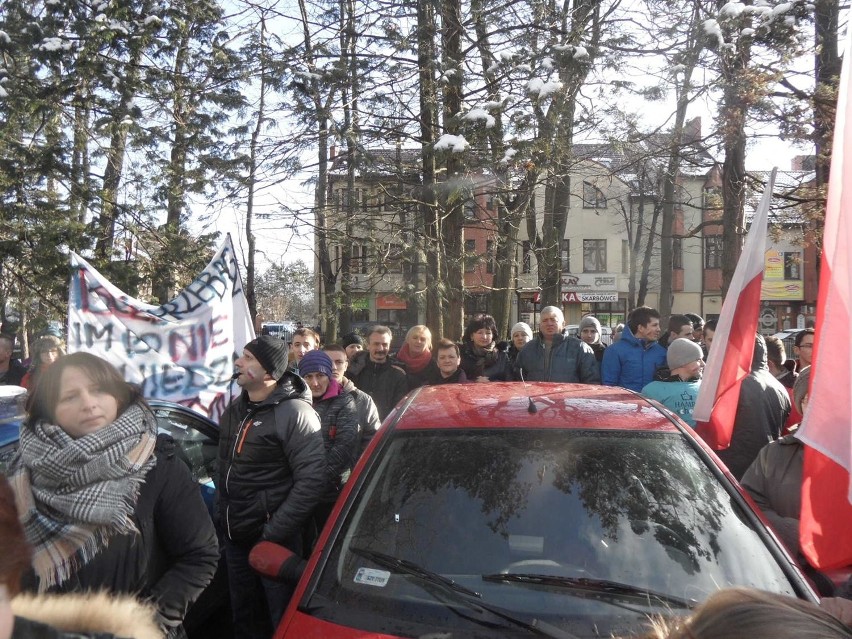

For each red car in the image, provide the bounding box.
[275,383,817,639]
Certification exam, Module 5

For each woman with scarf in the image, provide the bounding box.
[459,314,511,383]
[21,336,65,393]
[7,353,218,638]
[394,325,438,389]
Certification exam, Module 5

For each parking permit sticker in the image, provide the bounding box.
[354,567,391,587]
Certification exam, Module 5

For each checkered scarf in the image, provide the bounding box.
[8,401,158,591]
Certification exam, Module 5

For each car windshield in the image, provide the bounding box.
[307,429,799,638]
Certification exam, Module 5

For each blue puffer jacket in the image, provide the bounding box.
[601,325,666,392]
[513,333,600,383]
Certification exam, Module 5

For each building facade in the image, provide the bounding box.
[318,144,819,339]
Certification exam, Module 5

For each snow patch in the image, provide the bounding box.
[434,134,469,153]
[38,37,69,52]
[462,108,496,128]
[719,2,746,18]
[703,19,725,47]
[527,78,563,98]
[500,148,517,164]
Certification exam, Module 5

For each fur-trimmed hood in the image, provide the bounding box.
[12,591,163,639]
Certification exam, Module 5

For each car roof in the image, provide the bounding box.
[390,382,681,433]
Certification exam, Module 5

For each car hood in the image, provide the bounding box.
[277,610,402,639]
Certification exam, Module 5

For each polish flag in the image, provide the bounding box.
[693,169,776,449]
[796,28,852,570]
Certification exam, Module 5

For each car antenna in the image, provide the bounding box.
[518,368,537,414]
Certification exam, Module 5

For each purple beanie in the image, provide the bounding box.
[298,350,334,378]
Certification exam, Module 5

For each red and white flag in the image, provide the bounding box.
[796,27,852,570]
[693,169,776,449]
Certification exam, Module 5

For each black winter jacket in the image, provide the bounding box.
[347,353,409,420]
[217,373,326,544]
[38,434,219,633]
[716,335,791,480]
[341,377,381,459]
[459,342,512,381]
[313,382,360,502]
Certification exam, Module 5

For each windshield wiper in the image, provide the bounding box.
[348,547,580,638]
[481,573,697,610]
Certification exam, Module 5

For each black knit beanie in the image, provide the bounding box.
[244,336,290,381]
[341,333,363,348]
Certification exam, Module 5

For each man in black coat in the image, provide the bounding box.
[716,333,791,480]
[217,336,326,639]
[0,334,26,386]
[347,325,408,421]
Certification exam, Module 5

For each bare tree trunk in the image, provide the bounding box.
[243,17,268,323]
[94,45,142,262]
[638,203,662,307]
[440,0,465,340]
[154,30,191,303]
[418,0,443,337]
[297,0,342,340]
[717,1,752,296]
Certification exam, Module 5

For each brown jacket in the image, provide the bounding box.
[740,434,803,554]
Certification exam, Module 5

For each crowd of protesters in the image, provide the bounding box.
[0,308,848,639]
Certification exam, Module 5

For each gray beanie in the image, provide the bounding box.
[579,316,601,336]
[511,322,533,340]
[793,365,811,414]
[667,338,704,371]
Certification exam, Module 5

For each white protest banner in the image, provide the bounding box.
[67,235,255,420]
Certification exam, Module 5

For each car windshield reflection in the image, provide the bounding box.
[310,429,798,638]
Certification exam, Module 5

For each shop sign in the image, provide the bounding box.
[350,296,369,310]
[560,273,619,291]
[377,293,407,310]
[562,292,619,303]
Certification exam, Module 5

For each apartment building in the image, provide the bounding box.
[319,141,818,337]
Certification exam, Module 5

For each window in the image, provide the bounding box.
[343,189,368,212]
[309,429,800,637]
[673,238,683,269]
[705,236,723,269]
[351,244,369,274]
[583,239,607,273]
[486,240,495,274]
[561,239,570,273]
[621,240,629,275]
[522,241,532,274]
[784,252,801,280]
[583,181,607,208]
[465,239,477,272]
[464,294,489,317]
[381,244,404,274]
[464,199,477,220]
